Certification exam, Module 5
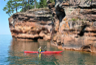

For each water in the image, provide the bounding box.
[0,35,96,65]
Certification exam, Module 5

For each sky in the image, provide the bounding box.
[0,0,11,35]
[0,0,40,35]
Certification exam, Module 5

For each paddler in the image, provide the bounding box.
[38,46,41,53]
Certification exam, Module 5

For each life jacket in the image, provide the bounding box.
[38,47,41,52]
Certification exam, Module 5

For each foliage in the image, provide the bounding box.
[39,0,47,8]
[3,0,13,16]
[71,18,77,21]
[3,0,23,16]
[3,0,49,16]
[50,0,54,3]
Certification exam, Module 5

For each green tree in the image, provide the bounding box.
[30,0,39,9]
[3,0,49,16]
[34,0,36,8]
[3,0,22,16]
[3,0,14,16]
[39,0,47,8]
[20,0,36,12]
[13,0,22,12]
[50,0,54,3]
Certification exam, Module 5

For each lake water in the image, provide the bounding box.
[0,35,96,65]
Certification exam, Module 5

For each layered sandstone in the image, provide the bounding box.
[47,0,96,53]
[9,8,52,41]
[8,0,96,53]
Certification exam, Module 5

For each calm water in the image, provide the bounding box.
[0,35,96,65]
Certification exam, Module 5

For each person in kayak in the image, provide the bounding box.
[38,46,47,53]
[38,46,42,53]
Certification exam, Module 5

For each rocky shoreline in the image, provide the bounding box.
[8,0,96,53]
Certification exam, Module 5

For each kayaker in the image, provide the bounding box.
[38,46,41,53]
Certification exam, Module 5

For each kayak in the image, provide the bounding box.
[24,51,63,54]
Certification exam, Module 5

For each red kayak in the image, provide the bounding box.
[24,51,63,54]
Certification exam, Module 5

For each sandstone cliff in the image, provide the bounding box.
[48,0,96,53]
[9,8,52,41]
[8,0,96,53]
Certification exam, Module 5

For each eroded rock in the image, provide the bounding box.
[9,8,52,41]
[47,0,96,53]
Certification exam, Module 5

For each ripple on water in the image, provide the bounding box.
[1,35,96,65]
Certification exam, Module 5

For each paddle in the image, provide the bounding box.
[43,46,47,51]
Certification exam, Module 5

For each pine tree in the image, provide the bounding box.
[39,0,47,8]
[3,0,29,15]
[29,0,39,9]
[3,0,14,16]
[3,0,48,16]
[34,0,36,8]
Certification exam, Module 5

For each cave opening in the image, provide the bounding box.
[56,6,66,23]
[78,25,88,36]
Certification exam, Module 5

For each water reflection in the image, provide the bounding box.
[10,39,39,52]
[7,39,96,65]
[8,39,61,65]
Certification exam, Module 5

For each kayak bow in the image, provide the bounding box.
[24,51,63,54]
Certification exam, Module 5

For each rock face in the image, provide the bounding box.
[9,8,52,41]
[47,0,96,53]
[9,0,96,53]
